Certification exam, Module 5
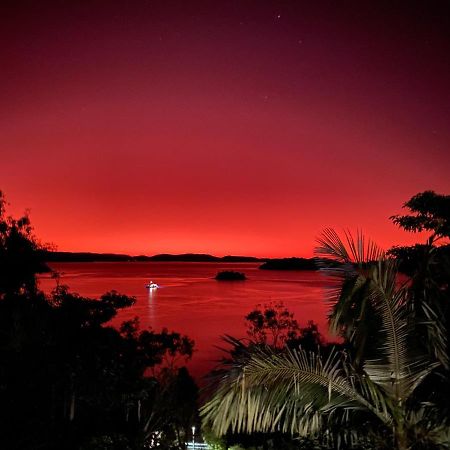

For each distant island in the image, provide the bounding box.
[42,252,318,270]
[148,254,262,263]
[42,251,264,263]
[259,257,317,270]
[215,270,247,281]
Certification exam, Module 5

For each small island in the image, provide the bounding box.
[215,270,247,281]
[259,257,317,271]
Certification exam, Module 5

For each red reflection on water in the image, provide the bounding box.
[39,262,335,381]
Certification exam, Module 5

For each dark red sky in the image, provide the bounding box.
[1,1,449,257]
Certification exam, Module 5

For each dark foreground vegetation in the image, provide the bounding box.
[202,191,450,450]
[1,189,449,450]
[215,271,247,281]
[0,191,198,450]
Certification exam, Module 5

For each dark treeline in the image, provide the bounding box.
[0,191,199,450]
[43,251,321,271]
[42,251,264,263]
[44,252,371,274]
[259,257,318,270]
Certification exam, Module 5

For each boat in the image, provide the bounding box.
[145,280,159,289]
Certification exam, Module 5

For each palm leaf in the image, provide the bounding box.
[315,230,386,362]
[315,228,384,267]
[201,346,391,436]
[363,261,440,403]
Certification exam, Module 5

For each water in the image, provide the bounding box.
[39,262,334,380]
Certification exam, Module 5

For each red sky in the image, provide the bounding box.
[1,1,449,257]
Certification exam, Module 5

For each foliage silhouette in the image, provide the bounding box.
[202,220,450,449]
[0,190,49,295]
[0,191,198,450]
[388,190,450,424]
[245,301,301,348]
[390,190,450,239]
[203,305,330,449]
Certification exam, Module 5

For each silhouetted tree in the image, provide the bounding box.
[390,190,450,240]
[0,191,198,450]
[389,190,450,423]
[245,301,301,348]
[0,190,48,295]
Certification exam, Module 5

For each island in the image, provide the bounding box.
[42,251,265,263]
[215,271,247,281]
[259,257,317,270]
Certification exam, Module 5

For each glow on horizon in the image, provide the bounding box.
[1,2,449,257]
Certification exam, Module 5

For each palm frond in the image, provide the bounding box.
[315,228,384,267]
[315,228,352,264]
[364,260,439,401]
[419,297,449,369]
[201,346,391,436]
[315,229,385,355]
[327,274,370,336]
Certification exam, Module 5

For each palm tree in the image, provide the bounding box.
[201,230,449,449]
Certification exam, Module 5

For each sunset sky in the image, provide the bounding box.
[1,1,449,257]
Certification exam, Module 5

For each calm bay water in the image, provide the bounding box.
[39,262,334,380]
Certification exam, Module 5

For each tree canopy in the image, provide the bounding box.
[390,190,450,239]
